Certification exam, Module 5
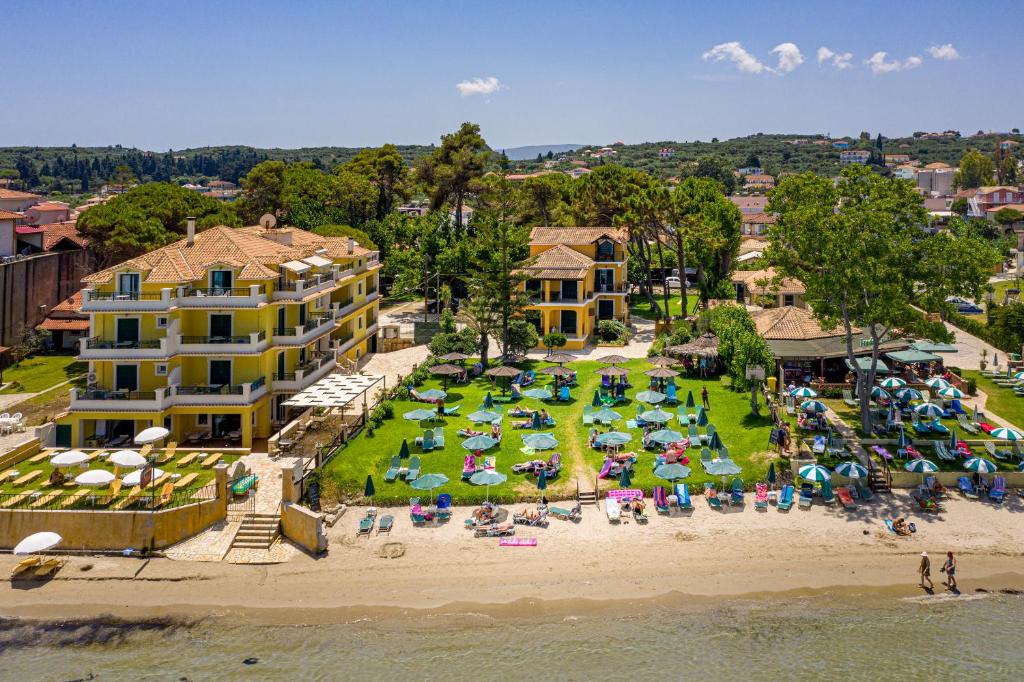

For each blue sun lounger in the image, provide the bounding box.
[777,484,795,511]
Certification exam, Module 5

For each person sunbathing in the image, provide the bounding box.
[518,508,541,520]
[632,497,646,515]
[892,517,910,535]
[509,406,533,417]
[513,418,533,429]
[461,428,483,437]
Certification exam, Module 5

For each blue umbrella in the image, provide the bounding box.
[596,431,632,447]
[523,387,553,401]
[484,392,494,409]
[364,475,375,499]
[470,469,506,502]
[641,407,673,423]
[655,463,691,481]
[648,428,684,445]
[767,462,776,485]
[468,409,502,423]
[461,434,499,451]
[619,466,632,488]
[536,468,548,492]
[635,390,666,404]
[685,390,695,408]
[403,408,436,421]
[593,407,622,423]
[522,433,559,450]
[419,388,447,401]
[398,439,410,459]
[592,390,602,407]
[695,407,708,426]
[708,430,723,451]
[949,427,958,451]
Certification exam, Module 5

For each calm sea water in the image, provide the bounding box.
[1,593,1021,681]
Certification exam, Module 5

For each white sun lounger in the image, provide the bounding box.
[605,496,621,523]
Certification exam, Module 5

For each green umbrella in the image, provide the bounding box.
[991,427,1023,441]
[596,431,632,447]
[536,468,548,493]
[592,390,602,407]
[798,464,832,482]
[522,433,559,450]
[409,473,449,505]
[635,390,665,404]
[790,386,818,398]
[834,461,868,479]
[949,428,958,451]
[469,470,506,486]
[593,407,622,423]
[963,457,997,474]
[398,439,410,459]
[708,430,723,451]
[938,387,964,400]
[654,463,691,481]
[767,462,776,486]
[896,387,922,401]
[364,474,375,500]
[695,407,708,426]
[801,400,826,413]
[641,407,673,423]
[648,428,684,445]
[523,387,553,401]
[419,388,447,401]
[484,392,494,408]
[685,390,695,409]
[914,403,944,419]
[870,386,890,401]
[706,459,741,476]
[468,409,502,423]
[904,459,938,474]
[462,434,499,451]
[618,466,632,488]
[403,408,437,421]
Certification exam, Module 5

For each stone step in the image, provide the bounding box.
[233,540,274,549]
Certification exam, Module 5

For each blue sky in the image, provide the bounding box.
[3,0,1020,150]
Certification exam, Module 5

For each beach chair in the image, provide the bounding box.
[665,384,678,404]
[820,480,836,505]
[729,478,744,506]
[928,419,949,435]
[934,441,955,461]
[842,389,858,408]
[786,396,796,415]
[653,486,670,513]
[11,556,42,577]
[827,437,846,457]
[358,510,376,535]
[405,456,421,481]
[755,482,769,510]
[582,405,594,425]
[175,452,199,468]
[700,448,713,470]
[836,486,856,510]
[61,488,89,508]
[798,483,815,508]
[558,386,570,402]
[549,502,582,521]
[12,470,42,487]
[377,515,394,534]
[854,481,874,501]
[674,483,692,511]
[384,456,401,482]
[811,435,825,454]
[34,558,65,578]
[985,441,1008,461]
[409,498,430,525]
[201,452,221,468]
[911,489,942,513]
[113,485,142,510]
[777,484,795,511]
[911,414,930,434]
[989,476,1007,503]
[157,441,178,465]
[419,429,435,451]
[605,496,621,522]
[957,476,978,498]
[436,493,453,520]
[30,491,60,509]
[442,404,460,416]
[688,423,699,440]
[96,479,122,505]
[28,450,50,464]
[174,472,198,489]
[433,427,445,448]
[138,443,153,459]
[0,489,36,508]
[704,482,722,509]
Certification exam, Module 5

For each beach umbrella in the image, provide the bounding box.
[897,427,909,449]
[399,439,410,459]
[618,466,632,488]
[536,469,548,496]
[469,470,506,486]
[707,459,741,476]
[904,459,938,474]
[1014,371,1024,381]
[596,431,632,447]
[685,390,696,409]
[635,390,665,404]
[522,433,559,450]
[403,408,437,421]
[654,463,691,481]
[870,386,890,401]
[949,428,959,451]
[134,426,170,445]
[596,366,630,377]
[485,365,520,395]
[597,354,628,365]
[461,434,499,451]
[834,461,869,479]
[963,457,997,474]
[709,430,723,451]
[767,462,777,487]
[938,387,965,400]
[914,403,944,419]
[544,352,575,365]
[410,473,449,505]
[439,352,470,362]
[523,387,553,402]
[13,532,62,556]
[484,392,494,408]
[108,450,147,468]
[896,387,923,401]
[641,407,673,423]
[592,390,602,407]
[924,377,950,390]
[418,388,447,401]
[879,377,907,389]
[790,387,817,398]
[540,365,574,378]
[798,464,832,482]
[364,475,375,500]
[468,409,502,423]
[648,428,684,446]
[593,407,622,423]
[646,367,679,379]
[648,356,676,367]
[429,363,464,389]
[825,428,834,448]
[801,399,826,414]
[50,450,89,467]
[991,427,1023,442]
[74,469,115,486]
[122,467,164,486]
[696,407,708,426]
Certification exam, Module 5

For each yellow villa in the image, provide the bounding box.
[520,227,629,350]
[54,219,380,449]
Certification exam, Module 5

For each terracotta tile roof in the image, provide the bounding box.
[0,189,40,200]
[520,244,593,280]
[15,225,44,234]
[977,186,1021,194]
[29,201,69,211]
[741,213,776,224]
[738,238,767,255]
[731,268,805,295]
[39,318,90,331]
[923,162,951,169]
[0,210,21,220]
[52,290,83,313]
[529,227,627,245]
[41,221,88,250]
[987,203,1024,214]
[752,306,856,340]
[729,196,768,209]
[84,225,373,285]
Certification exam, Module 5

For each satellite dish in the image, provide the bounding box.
[259,213,277,229]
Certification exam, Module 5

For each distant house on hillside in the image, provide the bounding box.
[893,165,917,181]
[831,140,850,149]
[883,153,911,167]
[658,148,674,159]
[743,174,775,191]
[39,290,89,351]
[1000,140,1020,151]
[959,186,1024,217]
[729,196,769,214]
[840,150,870,165]
[740,213,776,236]
[23,201,71,225]
[0,188,41,213]
[568,167,592,179]
[737,166,761,176]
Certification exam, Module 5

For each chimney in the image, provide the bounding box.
[186,216,196,246]
[347,237,355,254]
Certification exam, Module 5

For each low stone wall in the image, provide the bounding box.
[281,502,326,554]
[0,438,40,470]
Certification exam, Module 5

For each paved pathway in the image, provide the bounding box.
[0,393,32,412]
[944,321,1003,371]
[359,344,430,388]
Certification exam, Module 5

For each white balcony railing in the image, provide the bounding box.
[177,330,268,355]
[272,270,339,301]
[177,284,266,308]
[80,287,175,312]
[272,312,338,345]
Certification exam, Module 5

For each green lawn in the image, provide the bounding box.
[962,370,1024,431]
[628,292,700,320]
[822,397,997,440]
[323,358,778,505]
[0,355,86,394]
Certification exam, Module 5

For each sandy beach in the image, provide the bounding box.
[3,492,1022,625]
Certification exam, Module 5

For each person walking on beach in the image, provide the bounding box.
[943,551,957,591]
[701,385,710,410]
[919,552,934,590]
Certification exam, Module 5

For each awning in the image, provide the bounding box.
[911,341,957,353]
[282,373,385,408]
[281,260,311,274]
[737,251,763,262]
[303,255,333,268]
[886,349,942,364]
[844,357,890,374]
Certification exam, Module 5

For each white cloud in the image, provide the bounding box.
[771,42,804,73]
[455,76,504,96]
[865,51,923,74]
[928,43,960,60]
[816,46,853,70]
[702,41,769,74]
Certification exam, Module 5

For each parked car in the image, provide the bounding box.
[664,276,682,290]
[945,296,983,314]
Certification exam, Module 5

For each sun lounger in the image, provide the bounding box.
[34,558,64,578]
[475,522,515,537]
[704,482,722,509]
[175,452,199,468]
[230,474,257,496]
[957,476,978,499]
[174,472,199,489]
[985,441,1009,461]
[377,514,394,534]
[549,502,582,521]
[605,496,621,522]
[358,510,375,535]
[777,484,795,511]
[798,483,814,508]
[755,482,769,509]
[653,486,670,513]
[30,490,60,509]
[384,455,401,482]
[61,488,89,508]
[11,556,42,577]
[842,389,858,407]
[853,481,874,501]
[157,441,178,464]
[582,405,594,425]
[910,489,942,513]
[404,456,421,481]
[934,441,955,461]
[97,480,122,505]
[836,486,855,510]
[200,452,222,468]
[989,475,1006,503]
[138,443,153,459]
[114,485,142,510]
[1,489,37,508]
[870,445,893,463]
[150,482,175,508]
[786,396,796,415]
[729,478,744,506]
[700,448,713,470]
[674,483,692,511]
[12,469,42,487]
[821,480,836,505]
[433,427,445,448]
[436,494,453,520]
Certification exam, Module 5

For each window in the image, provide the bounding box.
[783,294,795,307]
[117,272,140,296]
[210,270,233,294]
[358,282,363,295]
[156,317,168,328]
[358,317,363,329]
[198,414,209,426]
[155,364,168,376]
[559,310,577,335]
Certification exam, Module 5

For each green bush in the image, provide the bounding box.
[596,319,629,343]
[427,328,479,357]
[542,332,567,351]
[966,378,977,396]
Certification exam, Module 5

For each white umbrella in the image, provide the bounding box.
[122,468,165,486]
[75,469,115,486]
[990,427,1023,442]
[50,450,89,467]
[109,450,147,468]
[798,464,832,482]
[134,426,170,444]
[13,531,62,555]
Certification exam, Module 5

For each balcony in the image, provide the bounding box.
[332,297,356,318]
[273,353,336,391]
[81,287,175,312]
[272,313,337,345]
[70,386,171,411]
[178,284,266,308]
[367,252,380,266]
[171,377,268,406]
[272,271,338,301]
[596,282,627,294]
[78,335,174,360]
[178,330,268,355]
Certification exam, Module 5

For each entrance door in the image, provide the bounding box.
[560,310,577,335]
[116,318,140,346]
[209,314,232,340]
[596,269,614,293]
[277,351,286,379]
[115,364,138,392]
[117,272,140,298]
[298,304,307,326]
[598,299,615,321]
[209,360,232,387]
[277,306,286,333]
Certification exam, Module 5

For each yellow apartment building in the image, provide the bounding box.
[519,227,629,350]
[54,220,380,449]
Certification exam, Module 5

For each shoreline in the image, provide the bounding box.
[3,492,1022,626]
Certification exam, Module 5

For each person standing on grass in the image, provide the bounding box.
[701,385,710,410]
[943,551,957,591]
[919,552,934,590]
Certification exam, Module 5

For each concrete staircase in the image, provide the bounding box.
[231,513,280,550]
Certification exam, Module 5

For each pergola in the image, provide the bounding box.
[282,374,386,412]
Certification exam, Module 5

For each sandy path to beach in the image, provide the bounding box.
[3,492,1022,623]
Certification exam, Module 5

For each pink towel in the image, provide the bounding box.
[500,537,537,547]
